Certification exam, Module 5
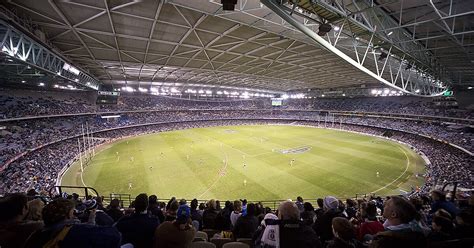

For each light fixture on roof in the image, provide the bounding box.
[387,31,393,36]
[21,80,26,83]
[378,51,388,61]
[468,86,473,90]
[38,82,45,87]
[318,23,332,36]
[334,26,340,31]
[221,0,237,11]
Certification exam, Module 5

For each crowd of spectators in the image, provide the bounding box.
[1,187,473,247]
[1,89,472,119]
[285,97,471,119]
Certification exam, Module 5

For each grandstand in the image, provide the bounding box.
[0,0,473,248]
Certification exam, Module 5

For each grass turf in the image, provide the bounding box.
[61,125,426,201]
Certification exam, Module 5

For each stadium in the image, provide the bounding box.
[0,0,473,248]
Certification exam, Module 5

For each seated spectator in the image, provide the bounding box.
[313,196,345,243]
[24,198,120,248]
[253,212,279,247]
[356,201,384,242]
[296,196,304,212]
[430,190,459,218]
[77,199,114,226]
[218,200,233,230]
[454,209,474,239]
[26,198,45,222]
[202,199,219,229]
[213,201,233,235]
[370,196,426,248]
[0,193,44,248]
[327,217,363,248]
[154,204,196,248]
[230,200,242,227]
[315,198,324,220]
[345,199,357,220]
[278,200,321,248]
[115,193,160,248]
[301,202,316,226]
[148,195,165,223]
[105,199,124,223]
[233,203,259,239]
[190,199,202,230]
[428,215,453,242]
[198,202,206,216]
[164,199,179,222]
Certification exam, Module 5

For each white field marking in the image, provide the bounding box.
[371,146,410,194]
[197,147,229,199]
[79,167,97,196]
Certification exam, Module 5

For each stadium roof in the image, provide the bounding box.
[1,0,473,93]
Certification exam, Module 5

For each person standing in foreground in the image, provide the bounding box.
[115,193,160,248]
[370,196,426,248]
[154,204,196,248]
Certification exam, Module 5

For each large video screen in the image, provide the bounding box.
[271,98,282,106]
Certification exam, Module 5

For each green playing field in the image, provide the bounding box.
[61,125,426,201]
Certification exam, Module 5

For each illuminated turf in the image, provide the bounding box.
[61,125,426,200]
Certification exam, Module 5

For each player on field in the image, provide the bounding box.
[128,181,133,190]
[290,159,295,166]
[243,162,247,168]
[149,166,153,171]
[243,179,247,186]
[130,156,134,162]
[376,171,380,177]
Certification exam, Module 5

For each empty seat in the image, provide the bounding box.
[195,231,209,241]
[190,241,217,248]
[203,229,220,240]
[222,242,250,248]
[236,238,253,248]
[210,238,232,248]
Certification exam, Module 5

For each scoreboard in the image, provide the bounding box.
[96,91,120,104]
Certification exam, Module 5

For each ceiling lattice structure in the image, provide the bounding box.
[1,0,473,92]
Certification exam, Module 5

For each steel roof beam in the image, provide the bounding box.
[262,0,446,96]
